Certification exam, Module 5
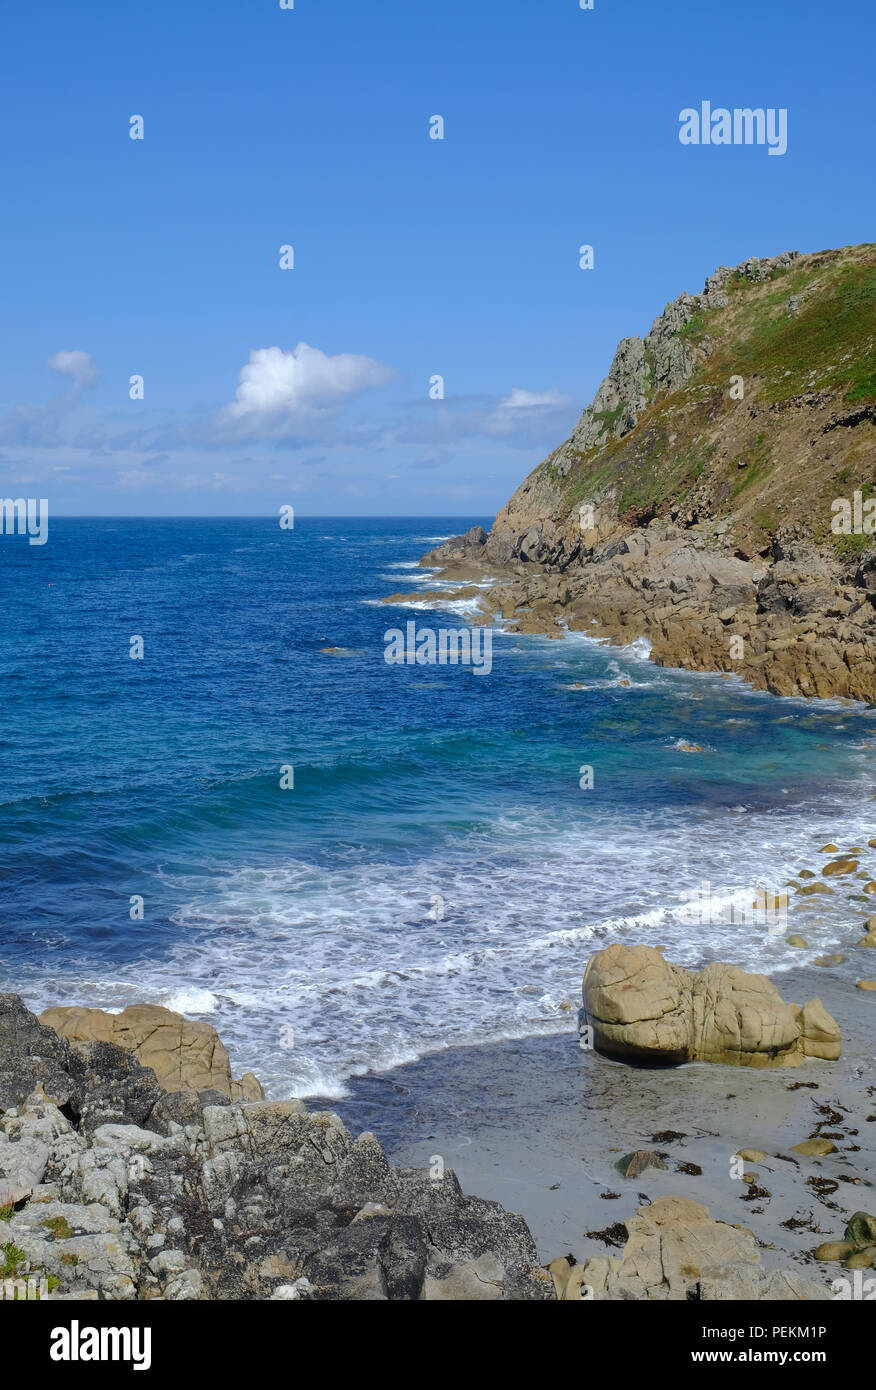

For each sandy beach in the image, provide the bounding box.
[317,962,875,1283]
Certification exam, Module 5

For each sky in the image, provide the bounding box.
[1,0,873,517]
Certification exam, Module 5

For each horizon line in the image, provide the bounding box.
[29,513,493,521]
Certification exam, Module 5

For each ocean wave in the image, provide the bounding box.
[16,790,870,1100]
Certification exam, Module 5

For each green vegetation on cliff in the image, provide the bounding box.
[521,243,876,559]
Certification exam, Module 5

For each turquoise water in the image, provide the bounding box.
[0,517,874,1096]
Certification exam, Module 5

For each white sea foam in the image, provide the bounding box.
[160,987,219,1015]
[21,782,874,1101]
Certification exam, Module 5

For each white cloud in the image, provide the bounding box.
[498,386,571,410]
[222,342,395,435]
[48,350,99,389]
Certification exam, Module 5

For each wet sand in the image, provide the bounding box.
[312,965,875,1284]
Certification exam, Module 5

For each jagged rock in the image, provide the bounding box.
[39,1003,264,1101]
[575,1196,829,1300]
[581,943,841,1066]
[0,993,76,1111]
[421,525,488,565]
[0,995,552,1302]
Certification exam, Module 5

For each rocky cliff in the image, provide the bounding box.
[419,244,876,702]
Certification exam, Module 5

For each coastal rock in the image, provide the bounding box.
[39,1003,264,1101]
[617,1149,667,1179]
[814,1241,854,1261]
[575,1196,829,1300]
[0,993,76,1111]
[845,1212,876,1250]
[822,858,858,877]
[790,1138,836,1156]
[417,245,876,705]
[814,1214,876,1267]
[581,944,841,1066]
[0,995,552,1302]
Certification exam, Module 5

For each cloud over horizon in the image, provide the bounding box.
[221,343,397,437]
[47,350,100,390]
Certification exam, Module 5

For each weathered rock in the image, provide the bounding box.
[575,1196,829,1300]
[0,995,553,1302]
[417,246,876,705]
[581,944,841,1066]
[0,994,76,1111]
[548,1255,572,1299]
[797,997,844,1060]
[39,1003,264,1101]
[790,1138,836,1156]
[814,1241,853,1261]
[845,1211,876,1250]
[618,1149,667,1178]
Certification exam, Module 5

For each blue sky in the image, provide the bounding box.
[1,0,873,516]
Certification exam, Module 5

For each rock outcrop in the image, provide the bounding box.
[417,244,876,703]
[0,995,551,1301]
[38,1003,263,1101]
[581,943,841,1066]
[561,1196,829,1300]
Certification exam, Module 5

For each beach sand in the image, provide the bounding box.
[314,965,875,1284]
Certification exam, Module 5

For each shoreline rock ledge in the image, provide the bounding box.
[0,994,552,1301]
[582,943,841,1067]
[39,1003,264,1102]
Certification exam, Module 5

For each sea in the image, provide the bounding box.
[1,516,874,1098]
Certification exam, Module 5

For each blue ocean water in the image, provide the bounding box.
[1,517,874,1097]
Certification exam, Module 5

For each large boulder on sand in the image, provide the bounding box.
[581,944,840,1066]
[576,1196,829,1300]
[39,1003,264,1100]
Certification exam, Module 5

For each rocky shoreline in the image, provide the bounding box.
[390,245,876,705]
[3,919,874,1300]
[0,993,551,1301]
[395,516,876,704]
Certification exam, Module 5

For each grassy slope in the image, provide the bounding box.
[535,243,876,557]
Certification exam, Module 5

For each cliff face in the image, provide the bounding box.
[483,244,875,566]
[419,244,876,702]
